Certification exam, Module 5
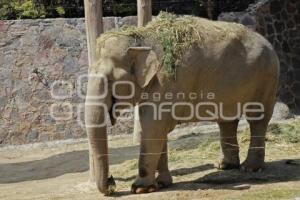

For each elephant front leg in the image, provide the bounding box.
[131,132,166,194]
[216,120,240,170]
[131,104,175,194]
[156,142,173,188]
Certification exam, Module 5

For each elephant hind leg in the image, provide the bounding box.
[241,99,275,172]
[216,120,240,170]
[241,119,269,172]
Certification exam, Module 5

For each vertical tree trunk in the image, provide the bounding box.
[137,0,152,27]
[207,0,214,20]
[133,0,152,144]
[84,0,103,66]
[112,0,117,16]
[133,105,142,144]
[84,0,103,182]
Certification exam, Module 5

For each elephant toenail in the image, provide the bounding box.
[148,184,158,193]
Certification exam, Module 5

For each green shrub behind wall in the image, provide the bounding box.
[0,0,68,19]
[0,0,255,20]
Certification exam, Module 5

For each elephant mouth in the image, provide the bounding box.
[109,96,117,126]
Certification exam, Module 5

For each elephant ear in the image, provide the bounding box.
[127,47,160,88]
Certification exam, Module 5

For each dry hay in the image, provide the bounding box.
[98,12,247,76]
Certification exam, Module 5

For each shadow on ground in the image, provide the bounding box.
[102,159,300,197]
[0,145,139,184]
[167,159,300,191]
[0,133,214,184]
[1,145,299,194]
[115,163,215,182]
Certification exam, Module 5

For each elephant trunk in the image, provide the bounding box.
[85,75,115,195]
[87,126,112,195]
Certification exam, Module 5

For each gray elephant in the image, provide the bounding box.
[85,13,279,195]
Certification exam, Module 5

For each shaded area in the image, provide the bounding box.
[115,163,215,182]
[112,159,300,196]
[1,126,299,193]
[0,145,139,184]
[0,144,213,184]
[1,146,299,192]
[170,131,219,151]
[0,130,215,184]
[167,159,300,191]
[196,159,300,185]
[171,163,214,177]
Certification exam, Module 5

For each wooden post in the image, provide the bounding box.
[84,0,103,182]
[133,105,142,144]
[133,0,152,144]
[137,0,152,27]
[84,0,103,66]
[207,0,213,20]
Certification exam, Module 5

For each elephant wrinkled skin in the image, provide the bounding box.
[85,15,279,195]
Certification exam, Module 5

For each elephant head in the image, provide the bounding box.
[85,35,161,195]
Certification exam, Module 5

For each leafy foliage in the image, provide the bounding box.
[0,0,80,19]
[99,12,202,77]
[0,0,255,20]
[0,0,46,19]
[55,6,65,16]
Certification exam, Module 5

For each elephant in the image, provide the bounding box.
[85,13,279,195]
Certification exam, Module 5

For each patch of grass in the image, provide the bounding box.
[169,148,204,164]
[198,139,220,155]
[128,160,138,171]
[232,187,300,200]
[169,151,182,163]
[240,120,300,144]
[267,121,300,143]
[111,159,137,179]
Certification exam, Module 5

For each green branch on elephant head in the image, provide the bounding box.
[98,12,203,77]
[97,12,247,78]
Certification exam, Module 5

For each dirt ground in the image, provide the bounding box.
[0,119,300,200]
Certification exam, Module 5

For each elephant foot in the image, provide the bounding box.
[156,171,173,189]
[131,177,158,194]
[131,183,158,194]
[215,158,240,170]
[240,159,265,172]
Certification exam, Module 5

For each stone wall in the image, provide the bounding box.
[218,0,300,113]
[0,0,299,145]
[0,17,137,145]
